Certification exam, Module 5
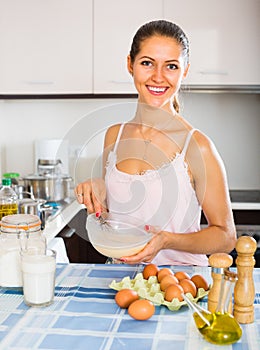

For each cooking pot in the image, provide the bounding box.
[20,174,72,202]
[18,198,53,229]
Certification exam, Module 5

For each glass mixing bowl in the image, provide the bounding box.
[86,212,152,259]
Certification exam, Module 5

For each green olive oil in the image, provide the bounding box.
[193,310,242,345]
[0,203,18,220]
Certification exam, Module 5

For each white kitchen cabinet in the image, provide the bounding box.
[93,0,163,93]
[163,0,260,86]
[0,0,93,94]
[0,0,259,95]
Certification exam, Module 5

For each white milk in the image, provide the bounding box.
[21,253,56,306]
[0,250,23,287]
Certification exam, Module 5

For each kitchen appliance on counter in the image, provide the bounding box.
[34,139,69,175]
[37,159,63,176]
[19,139,73,203]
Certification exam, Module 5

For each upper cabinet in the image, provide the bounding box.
[93,0,163,93]
[0,0,93,94]
[0,0,259,95]
[164,0,260,87]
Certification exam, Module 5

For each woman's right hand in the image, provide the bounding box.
[74,178,107,214]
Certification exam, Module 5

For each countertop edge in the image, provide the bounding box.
[43,200,85,243]
[42,200,259,243]
[231,202,260,210]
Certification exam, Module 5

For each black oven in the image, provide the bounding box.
[201,190,260,267]
[204,191,260,267]
[230,190,260,267]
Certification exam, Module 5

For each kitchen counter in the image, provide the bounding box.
[43,199,85,243]
[230,190,260,210]
[42,200,85,263]
[43,191,260,264]
[0,264,259,349]
[43,190,260,244]
[231,202,260,210]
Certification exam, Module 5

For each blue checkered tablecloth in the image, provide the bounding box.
[0,264,259,350]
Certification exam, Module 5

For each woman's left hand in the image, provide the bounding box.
[119,226,165,264]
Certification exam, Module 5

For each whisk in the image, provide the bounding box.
[95,212,112,230]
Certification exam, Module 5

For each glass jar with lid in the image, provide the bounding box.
[0,214,46,288]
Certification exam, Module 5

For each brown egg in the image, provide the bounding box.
[157,268,173,282]
[142,263,159,280]
[191,274,209,291]
[165,284,184,302]
[115,289,139,308]
[179,278,197,298]
[160,274,179,292]
[128,299,155,320]
[174,271,191,281]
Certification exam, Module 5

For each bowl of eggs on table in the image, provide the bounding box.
[110,264,209,321]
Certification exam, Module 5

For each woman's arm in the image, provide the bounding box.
[185,130,237,253]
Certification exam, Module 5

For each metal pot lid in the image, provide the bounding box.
[22,174,47,180]
[22,174,72,180]
[19,198,46,206]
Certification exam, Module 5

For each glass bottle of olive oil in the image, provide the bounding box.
[193,270,242,345]
[0,178,18,220]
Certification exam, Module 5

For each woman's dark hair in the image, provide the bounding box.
[129,20,189,113]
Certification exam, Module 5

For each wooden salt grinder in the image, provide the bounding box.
[207,253,233,313]
[234,236,257,324]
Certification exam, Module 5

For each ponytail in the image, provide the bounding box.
[173,95,180,114]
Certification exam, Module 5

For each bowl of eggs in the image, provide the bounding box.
[86,212,152,259]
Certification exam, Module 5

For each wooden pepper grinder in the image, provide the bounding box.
[234,236,257,324]
[208,252,233,313]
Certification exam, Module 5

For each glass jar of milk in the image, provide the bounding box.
[0,214,46,288]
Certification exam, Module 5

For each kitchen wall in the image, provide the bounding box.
[0,92,259,190]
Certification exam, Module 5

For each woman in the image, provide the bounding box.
[75,20,236,266]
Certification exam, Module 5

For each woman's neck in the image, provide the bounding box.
[132,102,176,129]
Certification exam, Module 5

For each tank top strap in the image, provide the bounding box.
[181,129,197,157]
[112,123,125,153]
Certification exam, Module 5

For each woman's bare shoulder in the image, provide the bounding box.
[192,129,217,155]
[104,123,123,147]
[190,129,225,177]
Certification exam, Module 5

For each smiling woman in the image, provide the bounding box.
[128,21,190,113]
[75,19,237,266]
[128,36,188,110]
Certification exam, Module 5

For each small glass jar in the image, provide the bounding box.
[0,214,46,288]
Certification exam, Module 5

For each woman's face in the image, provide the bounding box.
[128,35,189,112]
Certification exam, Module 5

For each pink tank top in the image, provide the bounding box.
[105,124,208,266]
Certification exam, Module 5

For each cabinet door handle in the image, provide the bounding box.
[198,70,228,76]
[22,80,54,85]
[108,80,132,84]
